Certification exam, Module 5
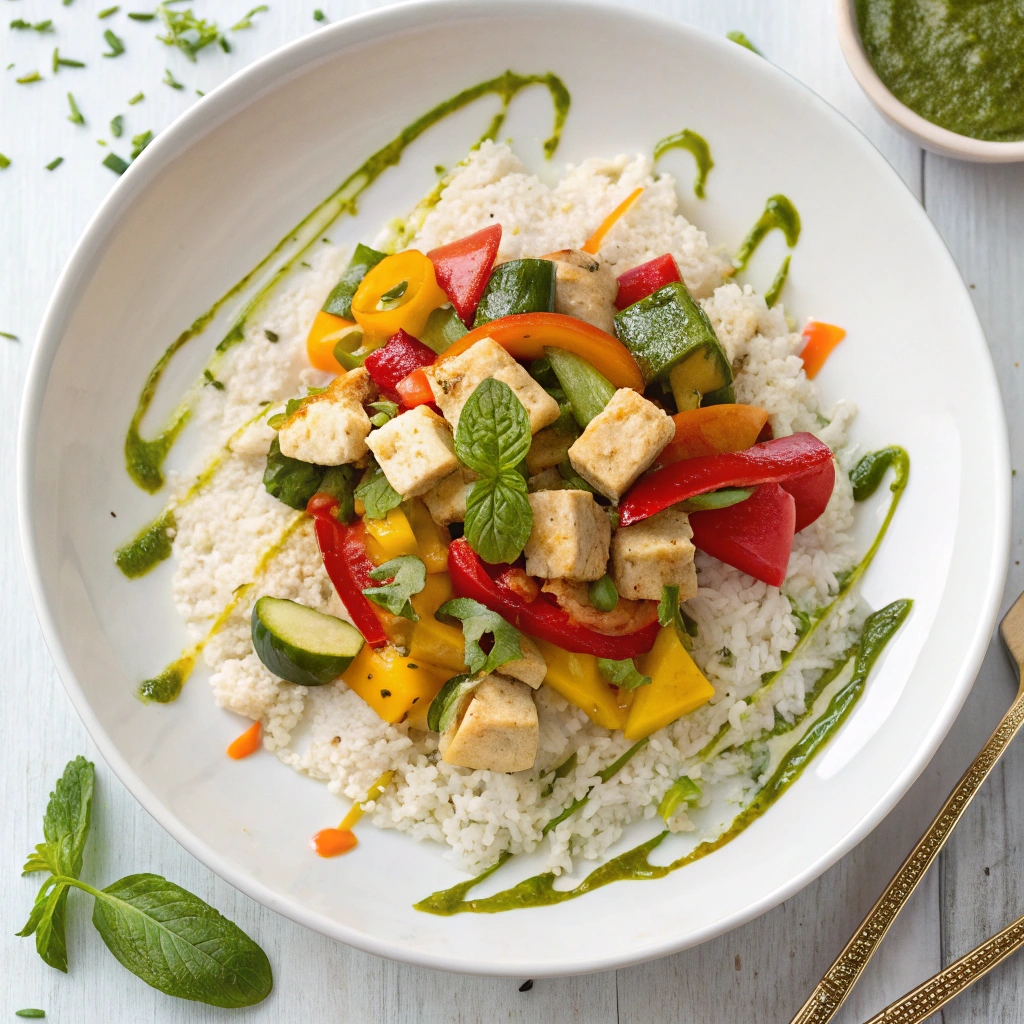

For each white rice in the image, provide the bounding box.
[168,142,861,874]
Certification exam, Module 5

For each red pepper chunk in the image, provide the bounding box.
[395,367,435,408]
[689,483,796,587]
[614,253,682,311]
[308,495,389,648]
[364,330,436,405]
[619,432,834,531]
[427,223,502,325]
[447,539,660,659]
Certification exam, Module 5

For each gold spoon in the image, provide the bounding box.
[789,588,1024,1024]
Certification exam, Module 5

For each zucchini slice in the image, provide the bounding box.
[251,597,364,686]
[473,258,556,327]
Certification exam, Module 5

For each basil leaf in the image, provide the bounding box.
[426,673,483,734]
[597,658,652,691]
[437,597,523,675]
[262,437,326,510]
[362,556,426,620]
[464,469,532,564]
[90,874,272,1008]
[355,459,402,520]
[454,378,532,475]
[658,776,702,822]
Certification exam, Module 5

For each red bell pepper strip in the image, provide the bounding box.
[619,432,833,529]
[614,253,682,311]
[690,483,795,588]
[447,539,660,659]
[395,367,436,408]
[307,495,388,648]
[781,456,835,532]
[427,223,502,325]
[363,329,436,406]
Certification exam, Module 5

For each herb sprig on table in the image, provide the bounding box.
[19,757,273,1008]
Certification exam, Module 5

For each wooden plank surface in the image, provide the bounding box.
[1,0,1020,1020]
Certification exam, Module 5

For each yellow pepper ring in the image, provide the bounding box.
[306,310,355,373]
[351,249,448,343]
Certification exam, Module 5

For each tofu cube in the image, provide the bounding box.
[611,507,697,602]
[278,367,377,466]
[543,249,618,335]
[439,674,539,773]
[524,489,610,581]
[568,388,675,501]
[366,405,460,499]
[425,338,560,435]
[423,466,477,526]
[500,635,547,690]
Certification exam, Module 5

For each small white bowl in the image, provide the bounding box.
[835,0,1024,163]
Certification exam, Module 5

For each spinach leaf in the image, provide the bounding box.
[262,437,325,510]
[437,597,523,676]
[355,458,402,520]
[426,673,484,734]
[464,469,532,564]
[455,377,532,474]
[597,657,651,691]
[90,874,273,1008]
[362,556,426,620]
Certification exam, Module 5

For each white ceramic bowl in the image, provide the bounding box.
[19,0,1011,976]
[835,0,1024,162]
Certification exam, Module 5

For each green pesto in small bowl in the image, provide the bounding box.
[856,0,1024,142]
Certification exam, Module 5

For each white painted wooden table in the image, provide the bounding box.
[3,0,1022,1019]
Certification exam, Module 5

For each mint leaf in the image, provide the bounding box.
[90,874,273,1007]
[262,437,325,510]
[355,458,402,520]
[17,876,71,972]
[598,658,651,691]
[40,755,94,880]
[318,465,357,524]
[426,673,483,734]
[362,556,425,620]
[455,378,532,474]
[437,597,523,675]
[464,469,532,564]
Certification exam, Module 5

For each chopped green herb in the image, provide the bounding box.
[11,19,54,32]
[128,90,144,104]
[218,35,230,53]
[195,88,204,96]
[128,12,156,21]
[15,1010,46,1019]
[102,152,130,175]
[5,63,13,71]
[658,776,701,822]
[0,154,10,170]
[110,114,124,137]
[67,92,85,125]
[363,556,427,620]
[130,129,152,158]
[157,4,223,61]
[231,4,267,30]
[53,49,86,71]
[355,459,402,520]
[45,156,64,171]
[598,657,651,691]
[99,5,120,17]
[727,30,762,55]
[0,330,18,340]
[103,28,125,56]
[16,71,42,84]
[203,369,225,391]
[438,597,525,676]
[313,9,326,21]
[264,329,279,342]
[162,67,184,89]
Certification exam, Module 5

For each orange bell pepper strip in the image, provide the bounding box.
[435,312,645,392]
[800,320,846,380]
[310,828,358,857]
[659,405,770,465]
[351,250,448,343]
[306,310,357,373]
[226,721,261,759]
[582,187,643,254]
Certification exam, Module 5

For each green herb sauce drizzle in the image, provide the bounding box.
[653,129,714,199]
[732,194,800,299]
[123,70,570,494]
[416,598,910,915]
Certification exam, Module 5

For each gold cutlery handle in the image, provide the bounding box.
[789,684,1024,1024]
[861,912,1024,1023]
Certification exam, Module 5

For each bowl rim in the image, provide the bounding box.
[17,0,1011,976]
[834,0,1024,163]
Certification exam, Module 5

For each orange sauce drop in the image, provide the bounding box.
[226,721,261,760]
[311,828,358,858]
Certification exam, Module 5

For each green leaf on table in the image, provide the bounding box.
[362,556,426,620]
[464,469,532,564]
[355,458,402,521]
[230,4,267,30]
[37,755,94,879]
[455,378,532,475]
[90,873,273,1007]
[437,597,523,676]
[598,657,651,691]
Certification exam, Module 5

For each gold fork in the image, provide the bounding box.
[789,589,1024,1024]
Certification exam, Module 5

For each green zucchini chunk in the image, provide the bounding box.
[473,258,556,327]
[251,596,364,686]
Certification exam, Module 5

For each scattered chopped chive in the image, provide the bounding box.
[218,35,230,52]
[102,152,130,175]
[231,4,267,30]
[53,49,86,71]
[103,28,125,56]
[15,71,41,83]
[203,369,225,390]
[128,11,156,20]
[163,67,184,89]
[264,329,279,342]
[11,19,55,32]
[15,1011,45,1020]
[45,156,64,170]
[726,30,762,55]
[0,330,18,340]
[110,114,124,137]
[97,139,107,146]
[67,92,85,125]
[0,154,10,169]
[128,91,144,105]
[99,5,120,17]
[313,9,325,21]
[130,129,152,158]
[5,63,13,70]
[195,88,204,96]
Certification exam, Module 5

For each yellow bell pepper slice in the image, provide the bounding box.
[341,644,448,724]
[625,626,714,740]
[306,310,355,373]
[363,507,419,565]
[535,640,631,731]
[411,572,454,618]
[407,573,465,672]
[404,499,449,573]
[351,249,448,343]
